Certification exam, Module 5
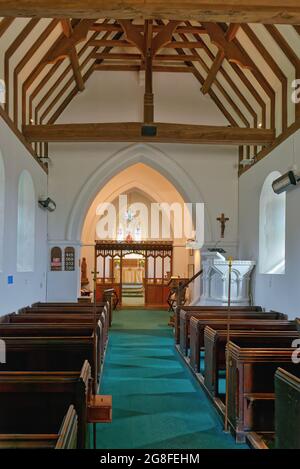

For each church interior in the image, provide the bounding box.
[0,1,300,453]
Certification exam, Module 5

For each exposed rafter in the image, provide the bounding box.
[201,23,240,94]
[0,15,299,176]
[60,19,85,91]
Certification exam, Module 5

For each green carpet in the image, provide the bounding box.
[96,309,248,449]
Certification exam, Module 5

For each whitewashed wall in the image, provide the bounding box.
[0,114,48,315]
[45,71,239,301]
[239,129,300,318]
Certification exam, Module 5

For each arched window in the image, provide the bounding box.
[0,80,5,104]
[65,247,75,271]
[259,171,286,274]
[0,150,5,271]
[50,247,62,271]
[17,170,35,272]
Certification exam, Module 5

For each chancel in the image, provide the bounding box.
[0,1,300,454]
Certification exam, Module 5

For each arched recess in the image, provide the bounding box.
[82,173,184,244]
[17,170,35,272]
[0,150,5,271]
[259,171,286,275]
[66,143,212,243]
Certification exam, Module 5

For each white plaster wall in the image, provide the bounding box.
[46,71,239,301]
[0,115,48,315]
[239,129,300,318]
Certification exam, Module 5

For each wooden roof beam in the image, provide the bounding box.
[23,122,275,145]
[93,64,193,73]
[89,39,205,49]
[1,1,300,24]
[61,19,85,91]
[202,23,251,69]
[92,53,206,62]
[118,20,145,56]
[44,19,94,64]
[90,23,207,34]
[201,23,240,94]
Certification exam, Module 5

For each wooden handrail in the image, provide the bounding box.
[181,269,203,290]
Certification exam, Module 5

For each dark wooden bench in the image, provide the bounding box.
[204,327,299,398]
[180,310,287,356]
[174,305,262,343]
[8,312,107,356]
[0,405,78,449]
[0,335,99,385]
[275,367,300,449]
[0,322,104,376]
[21,303,109,344]
[227,337,299,443]
[0,361,92,448]
[190,318,296,372]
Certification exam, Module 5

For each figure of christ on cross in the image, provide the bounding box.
[217,213,229,238]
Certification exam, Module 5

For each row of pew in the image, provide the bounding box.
[0,301,112,449]
[175,305,300,448]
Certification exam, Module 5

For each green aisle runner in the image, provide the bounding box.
[96,309,247,449]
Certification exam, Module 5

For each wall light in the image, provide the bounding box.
[38,197,56,212]
[272,170,298,194]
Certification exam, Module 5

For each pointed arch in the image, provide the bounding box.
[66,143,212,242]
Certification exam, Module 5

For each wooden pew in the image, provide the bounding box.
[0,322,104,378]
[275,368,300,449]
[21,303,109,344]
[0,361,92,448]
[227,337,299,443]
[9,313,108,362]
[0,405,78,449]
[7,312,107,360]
[190,318,296,373]
[0,335,99,385]
[174,305,262,343]
[180,310,287,356]
[204,327,298,398]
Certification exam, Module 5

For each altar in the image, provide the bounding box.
[200,251,256,306]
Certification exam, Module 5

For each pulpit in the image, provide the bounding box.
[200,251,255,306]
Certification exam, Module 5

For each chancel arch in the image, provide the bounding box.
[66,144,212,243]
[16,170,36,273]
[80,162,199,306]
[259,171,286,275]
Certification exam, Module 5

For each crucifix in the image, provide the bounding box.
[217,213,229,238]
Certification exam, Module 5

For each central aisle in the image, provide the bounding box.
[96,309,247,449]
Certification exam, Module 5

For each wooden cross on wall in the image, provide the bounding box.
[217,213,229,238]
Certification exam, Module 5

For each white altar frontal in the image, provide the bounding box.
[200,251,256,306]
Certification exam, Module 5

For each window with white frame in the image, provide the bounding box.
[17,170,35,272]
[259,171,286,274]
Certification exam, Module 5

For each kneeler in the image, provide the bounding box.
[88,395,112,449]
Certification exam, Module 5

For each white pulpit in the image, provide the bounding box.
[200,251,255,306]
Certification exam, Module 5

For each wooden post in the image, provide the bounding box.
[224,257,233,433]
[92,244,98,449]
[144,20,154,123]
